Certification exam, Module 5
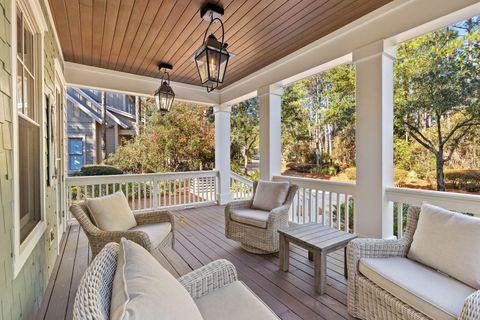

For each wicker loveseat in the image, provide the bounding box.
[347,205,480,320]
[70,202,175,258]
[225,181,298,253]
[73,241,279,320]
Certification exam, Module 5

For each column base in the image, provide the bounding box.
[216,192,231,205]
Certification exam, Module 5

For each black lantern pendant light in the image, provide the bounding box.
[154,63,175,113]
[194,3,231,92]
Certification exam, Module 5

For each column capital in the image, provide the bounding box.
[213,104,232,113]
[257,84,283,97]
[353,39,396,63]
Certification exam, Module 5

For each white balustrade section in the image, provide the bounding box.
[65,170,218,217]
[230,172,254,200]
[273,175,356,233]
[386,187,480,238]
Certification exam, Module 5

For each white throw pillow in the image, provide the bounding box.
[251,180,290,211]
[407,203,480,289]
[86,191,137,231]
[110,238,204,320]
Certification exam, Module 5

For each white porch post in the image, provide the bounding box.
[214,104,232,205]
[353,40,395,239]
[258,85,283,181]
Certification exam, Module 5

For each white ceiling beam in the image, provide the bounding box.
[219,0,480,105]
[64,62,220,106]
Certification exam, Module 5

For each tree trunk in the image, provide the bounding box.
[436,153,446,191]
[242,147,248,176]
[101,91,107,161]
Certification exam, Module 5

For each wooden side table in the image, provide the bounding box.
[278,223,357,294]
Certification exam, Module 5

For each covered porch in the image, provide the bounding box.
[2,0,479,319]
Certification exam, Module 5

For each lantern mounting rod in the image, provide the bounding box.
[200,3,224,21]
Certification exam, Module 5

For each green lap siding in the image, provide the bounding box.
[0,1,64,319]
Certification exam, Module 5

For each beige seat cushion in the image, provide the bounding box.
[86,191,137,231]
[230,208,270,228]
[195,281,278,320]
[129,222,172,248]
[407,203,480,289]
[111,238,204,320]
[360,257,474,320]
[252,181,289,211]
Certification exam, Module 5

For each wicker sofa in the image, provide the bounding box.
[70,202,175,258]
[73,241,279,320]
[225,181,298,253]
[347,205,480,320]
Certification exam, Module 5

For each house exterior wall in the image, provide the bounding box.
[0,0,64,319]
[66,99,96,171]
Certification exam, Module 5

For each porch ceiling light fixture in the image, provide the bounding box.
[194,3,231,92]
[154,63,175,113]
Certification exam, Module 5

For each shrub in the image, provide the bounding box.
[394,168,409,185]
[78,165,123,176]
[444,169,480,192]
[344,167,356,180]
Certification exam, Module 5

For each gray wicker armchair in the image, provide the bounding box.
[347,206,480,320]
[225,181,298,254]
[70,202,175,258]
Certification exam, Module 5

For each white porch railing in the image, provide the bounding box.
[230,172,254,200]
[273,175,356,233]
[386,187,480,238]
[65,170,218,216]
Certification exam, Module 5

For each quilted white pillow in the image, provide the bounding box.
[252,180,290,211]
[110,238,204,320]
[407,203,480,289]
[86,191,137,231]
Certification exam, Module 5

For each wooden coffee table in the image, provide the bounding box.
[279,223,357,294]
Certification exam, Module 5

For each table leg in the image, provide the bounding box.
[314,250,327,294]
[308,251,313,261]
[344,246,348,279]
[279,235,290,272]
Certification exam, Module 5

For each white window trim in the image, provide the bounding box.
[11,0,48,278]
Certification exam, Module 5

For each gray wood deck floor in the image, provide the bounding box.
[37,205,352,320]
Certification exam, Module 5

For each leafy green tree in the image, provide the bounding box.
[108,102,214,173]
[281,81,310,162]
[230,98,259,175]
[394,18,480,190]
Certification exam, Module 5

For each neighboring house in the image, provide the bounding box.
[66,87,141,174]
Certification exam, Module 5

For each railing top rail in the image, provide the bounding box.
[65,170,218,186]
[386,187,480,216]
[273,175,356,195]
[230,171,253,186]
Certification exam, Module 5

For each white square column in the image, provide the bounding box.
[258,85,283,181]
[353,41,395,239]
[214,105,232,204]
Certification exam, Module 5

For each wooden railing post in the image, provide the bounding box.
[152,177,160,210]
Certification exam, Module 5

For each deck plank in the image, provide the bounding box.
[37,205,350,320]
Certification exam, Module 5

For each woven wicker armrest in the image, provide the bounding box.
[178,259,238,299]
[347,237,410,278]
[226,199,252,210]
[460,290,480,320]
[96,230,152,251]
[135,210,175,227]
[268,205,290,219]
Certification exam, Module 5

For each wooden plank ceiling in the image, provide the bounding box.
[48,0,392,88]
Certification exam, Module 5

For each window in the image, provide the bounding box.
[68,138,84,171]
[16,8,40,242]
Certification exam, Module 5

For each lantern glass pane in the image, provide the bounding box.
[195,49,208,83]
[207,49,221,82]
[218,52,229,83]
